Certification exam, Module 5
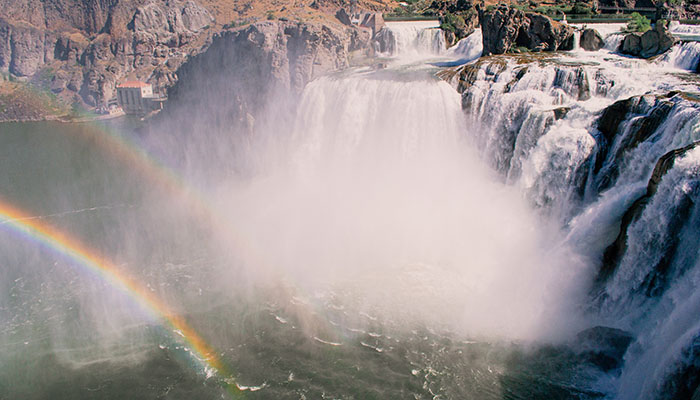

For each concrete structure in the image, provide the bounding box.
[116,81,164,115]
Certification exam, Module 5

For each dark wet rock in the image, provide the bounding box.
[479,6,574,55]
[594,69,614,97]
[554,66,590,100]
[622,33,642,55]
[655,333,700,400]
[621,24,676,58]
[597,97,638,143]
[594,95,673,194]
[575,326,634,372]
[599,139,700,283]
[580,28,604,51]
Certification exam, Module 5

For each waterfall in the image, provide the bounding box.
[669,21,700,38]
[572,30,581,51]
[218,61,587,342]
[660,41,700,71]
[381,20,447,57]
[452,37,700,398]
[604,33,625,51]
[446,28,483,63]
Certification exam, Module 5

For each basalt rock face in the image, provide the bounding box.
[621,23,676,59]
[0,19,52,78]
[0,0,214,108]
[591,93,700,289]
[479,6,575,55]
[161,20,366,138]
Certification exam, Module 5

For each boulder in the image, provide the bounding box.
[525,13,576,51]
[479,6,574,55]
[621,24,675,58]
[440,8,479,47]
[621,32,642,55]
[640,23,675,58]
[580,28,604,51]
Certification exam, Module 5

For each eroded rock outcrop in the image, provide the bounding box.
[621,23,676,58]
[479,6,575,55]
[0,0,216,108]
[161,20,367,135]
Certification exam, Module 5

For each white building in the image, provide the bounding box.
[116,81,159,115]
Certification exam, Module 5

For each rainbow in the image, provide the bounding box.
[0,197,243,398]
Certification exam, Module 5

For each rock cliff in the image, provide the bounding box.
[0,0,216,109]
[0,0,382,115]
[158,20,369,139]
[479,6,575,55]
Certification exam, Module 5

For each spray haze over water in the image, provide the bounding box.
[214,69,585,341]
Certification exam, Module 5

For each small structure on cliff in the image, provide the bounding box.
[335,8,385,34]
[116,81,165,115]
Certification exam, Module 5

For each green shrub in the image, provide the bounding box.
[624,12,651,32]
[440,12,466,34]
[572,2,594,16]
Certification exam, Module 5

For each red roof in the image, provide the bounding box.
[117,81,150,88]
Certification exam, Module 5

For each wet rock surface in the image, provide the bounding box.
[580,28,604,51]
[575,326,634,372]
[479,6,574,55]
[621,23,676,59]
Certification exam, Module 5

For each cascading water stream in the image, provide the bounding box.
[661,41,700,71]
[448,22,700,399]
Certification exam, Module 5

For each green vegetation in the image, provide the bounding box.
[624,12,651,32]
[389,0,437,18]
[440,13,466,34]
[533,4,570,17]
[571,1,594,16]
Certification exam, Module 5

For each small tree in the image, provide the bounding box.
[625,12,651,33]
